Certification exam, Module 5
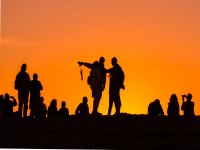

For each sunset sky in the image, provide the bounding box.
[1,0,200,115]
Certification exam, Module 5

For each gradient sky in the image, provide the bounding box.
[1,0,200,115]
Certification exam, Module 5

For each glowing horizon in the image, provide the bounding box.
[1,0,200,115]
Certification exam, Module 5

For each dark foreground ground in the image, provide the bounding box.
[1,114,200,149]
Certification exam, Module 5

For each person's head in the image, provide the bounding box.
[83,96,88,104]
[93,61,99,68]
[187,93,192,101]
[170,94,178,103]
[21,64,27,72]
[111,57,118,66]
[4,93,9,100]
[61,101,66,108]
[99,56,105,64]
[154,99,160,105]
[50,99,57,107]
[33,73,38,81]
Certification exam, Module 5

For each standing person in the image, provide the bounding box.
[75,96,89,116]
[167,94,179,117]
[14,64,30,117]
[29,73,43,118]
[106,57,125,116]
[3,93,17,117]
[181,93,195,117]
[78,57,106,115]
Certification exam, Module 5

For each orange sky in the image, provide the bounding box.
[1,0,200,115]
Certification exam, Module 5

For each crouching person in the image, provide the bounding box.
[75,96,89,116]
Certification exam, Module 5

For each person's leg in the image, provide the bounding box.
[108,94,114,116]
[94,89,102,114]
[23,93,29,117]
[18,91,23,117]
[114,89,121,115]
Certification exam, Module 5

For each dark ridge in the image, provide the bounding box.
[0,114,200,149]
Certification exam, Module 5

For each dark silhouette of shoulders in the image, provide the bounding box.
[3,93,17,117]
[58,101,69,117]
[167,94,179,116]
[48,99,58,118]
[75,97,89,116]
[148,99,164,116]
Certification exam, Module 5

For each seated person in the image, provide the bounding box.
[58,101,69,117]
[47,99,58,118]
[167,94,179,117]
[3,93,17,117]
[181,93,195,117]
[148,99,164,116]
[75,96,89,116]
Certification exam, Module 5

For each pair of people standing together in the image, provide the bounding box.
[78,57,125,116]
[15,64,43,118]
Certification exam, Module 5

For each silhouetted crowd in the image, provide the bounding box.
[0,57,196,118]
[148,93,195,117]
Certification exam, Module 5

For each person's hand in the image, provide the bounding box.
[78,61,83,66]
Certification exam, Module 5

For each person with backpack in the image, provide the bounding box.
[78,57,106,115]
[106,57,125,116]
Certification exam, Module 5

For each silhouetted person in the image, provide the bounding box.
[3,93,17,117]
[47,99,58,118]
[75,96,89,116]
[30,73,43,118]
[106,57,125,116]
[148,99,164,116]
[78,57,106,115]
[167,94,179,117]
[14,64,30,117]
[181,93,195,117]
[37,97,47,118]
[58,101,69,117]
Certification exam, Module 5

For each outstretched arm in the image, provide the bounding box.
[78,62,93,69]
